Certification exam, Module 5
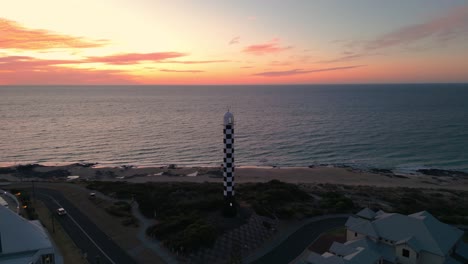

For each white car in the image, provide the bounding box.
[57,208,67,216]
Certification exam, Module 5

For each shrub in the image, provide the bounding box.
[121,217,139,227]
[320,192,354,212]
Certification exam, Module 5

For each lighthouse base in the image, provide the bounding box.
[222,197,237,217]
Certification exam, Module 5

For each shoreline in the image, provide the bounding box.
[1,162,468,191]
[1,161,467,174]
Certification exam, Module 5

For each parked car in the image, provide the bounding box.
[57,208,67,216]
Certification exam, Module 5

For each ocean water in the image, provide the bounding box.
[1,84,467,172]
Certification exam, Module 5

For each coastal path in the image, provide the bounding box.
[36,188,138,264]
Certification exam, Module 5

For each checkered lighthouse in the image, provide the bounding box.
[223,111,236,215]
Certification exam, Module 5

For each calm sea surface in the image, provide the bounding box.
[1,84,467,173]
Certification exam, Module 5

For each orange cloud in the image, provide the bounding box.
[253,65,365,77]
[160,69,204,73]
[0,18,106,50]
[0,56,134,85]
[86,52,187,65]
[160,59,230,64]
[243,39,291,55]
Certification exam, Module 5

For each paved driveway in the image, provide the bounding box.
[251,217,346,264]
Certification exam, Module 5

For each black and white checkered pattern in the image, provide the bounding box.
[223,116,235,198]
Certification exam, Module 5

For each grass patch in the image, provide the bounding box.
[325,227,346,236]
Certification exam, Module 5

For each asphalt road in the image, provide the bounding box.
[251,217,347,264]
[36,188,138,264]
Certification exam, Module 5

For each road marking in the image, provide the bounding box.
[37,193,117,264]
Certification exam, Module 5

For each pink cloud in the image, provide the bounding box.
[86,52,187,65]
[253,65,365,77]
[321,6,468,64]
[0,18,106,50]
[317,52,371,64]
[160,59,230,64]
[0,56,79,68]
[366,5,468,50]
[243,39,291,55]
[229,36,240,45]
[0,56,135,84]
[160,69,204,73]
[270,60,292,66]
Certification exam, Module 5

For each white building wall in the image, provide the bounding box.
[395,244,418,264]
[346,229,365,241]
[418,251,445,264]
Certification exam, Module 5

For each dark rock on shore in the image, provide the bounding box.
[74,162,97,168]
[206,169,223,178]
[370,168,394,174]
[16,169,70,178]
[162,170,180,177]
[0,167,16,174]
[16,164,45,171]
[336,164,353,169]
[121,165,134,170]
[417,169,468,178]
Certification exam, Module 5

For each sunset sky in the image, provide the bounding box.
[1,0,468,85]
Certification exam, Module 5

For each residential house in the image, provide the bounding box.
[0,205,57,264]
[303,208,468,264]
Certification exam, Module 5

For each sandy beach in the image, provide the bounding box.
[2,163,468,191]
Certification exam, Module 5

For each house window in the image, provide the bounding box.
[402,249,410,258]
[41,254,55,264]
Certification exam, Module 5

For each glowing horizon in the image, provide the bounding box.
[1,1,468,85]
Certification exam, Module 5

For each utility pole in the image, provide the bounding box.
[50,211,55,233]
[32,180,36,204]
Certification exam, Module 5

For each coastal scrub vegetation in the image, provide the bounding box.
[86,180,326,253]
[1,164,71,179]
[87,180,468,254]
[236,179,320,219]
[306,184,468,226]
[87,181,230,253]
[105,201,139,227]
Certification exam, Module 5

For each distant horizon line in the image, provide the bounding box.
[1,82,467,87]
